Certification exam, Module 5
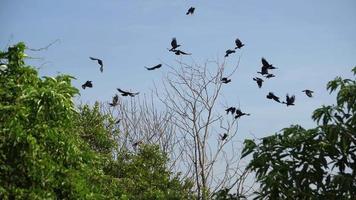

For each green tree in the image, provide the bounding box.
[241,67,356,199]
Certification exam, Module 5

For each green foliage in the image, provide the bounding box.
[242,67,356,199]
[0,43,193,199]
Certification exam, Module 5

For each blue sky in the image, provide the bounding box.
[1,0,356,139]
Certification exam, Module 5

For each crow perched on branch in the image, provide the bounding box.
[235,38,245,49]
[220,133,228,141]
[302,89,314,98]
[186,7,195,15]
[145,64,162,71]
[81,80,93,89]
[89,57,104,72]
[253,77,263,88]
[117,88,139,97]
[267,92,281,103]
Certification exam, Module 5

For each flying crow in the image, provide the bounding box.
[262,57,277,70]
[81,80,93,89]
[235,38,245,49]
[235,108,250,119]
[169,38,181,51]
[145,64,162,71]
[186,7,195,15]
[225,49,236,57]
[117,88,139,97]
[173,49,191,55]
[225,107,236,115]
[265,74,275,79]
[109,94,119,107]
[267,92,281,103]
[221,77,231,84]
[253,77,263,88]
[302,89,314,98]
[283,94,296,106]
[257,65,269,76]
[89,57,104,72]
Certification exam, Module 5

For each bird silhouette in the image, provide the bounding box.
[253,77,263,88]
[116,119,121,124]
[145,64,162,71]
[89,57,103,72]
[221,77,231,84]
[169,38,181,51]
[81,80,93,89]
[283,94,296,106]
[109,94,119,107]
[186,7,195,15]
[225,107,237,115]
[235,38,245,49]
[261,57,277,70]
[117,88,139,97]
[266,92,281,103]
[302,89,314,98]
[235,108,250,119]
[173,49,191,55]
[224,49,236,57]
[264,74,275,79]
[257,65,269,75]
[220,133,228,141]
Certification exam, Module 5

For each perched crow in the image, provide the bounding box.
[267,92,281,103]
[225,107,236,115]
[173,49,191,55]
[221,77,231,84]
[257,66,269,76]
[220,133,228,141]
[109,94,119,107]
[283,94,296,106]
[89,57,104,72]
[253,77,263,88]
[265,74,275,79]
[235,38,245,49]
[132,140,143,148]
[81,80,93,89]
[169,38,180,51]
[117,88,139,97]
[235,108,250,119]
[115,119,121,124]
[302,89,314,98]
[261,57,277,70]
[145,64,162,71]
[186,7,195,15]
[224,49,236,57]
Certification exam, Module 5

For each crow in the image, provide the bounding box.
[169,38,181,51]
[221,77,231,84]
[302,89,314,98]
[283,94,296,106]
[257,65,269,76]
[132,140,143,148]
[173,49,191,55]
[225,107,236,115]
[235,38,245,49]
[220,133,228,141]
[109,94,119,107]
[261,57,277,70]
[186,7,195,15]
[235,108,250,119]
[265,74,275,79]
[145,64,162,71]
[81,80,93,89]
[224,49,236,57]
[266,92,281,103]
[89,57,104,72]
[253,77,263,88]
[115,119,121,124]
[117,88,139,97]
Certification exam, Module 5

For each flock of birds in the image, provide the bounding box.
[79,6,315,142]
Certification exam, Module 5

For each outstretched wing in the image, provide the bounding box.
[261,57,269,66]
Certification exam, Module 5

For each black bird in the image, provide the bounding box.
[261,57,277,70]
[257,65,269,76]
[186,7,195,15]
[89,57,104,72]
[115,119,121,124]
[145,64,162,71]
[283,94,296,106]
[220,133,228,141]
[235,38,245,49]
[109,94,119,107]
[169,38,181,51]
[266,92,281,103]
[235,108,250,119]
[302,89,314,98]
[224,49,236,57]
[81,80,93,89]
[173,49,191,55]
[117,88,139,97]
[221,77,231,84]
[225,107,236,115]
[253,77,263,88]
[265,74,275,79]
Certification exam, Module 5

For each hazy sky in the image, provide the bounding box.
[1,0,356,139]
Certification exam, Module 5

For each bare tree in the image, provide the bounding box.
[155,57,248,199]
